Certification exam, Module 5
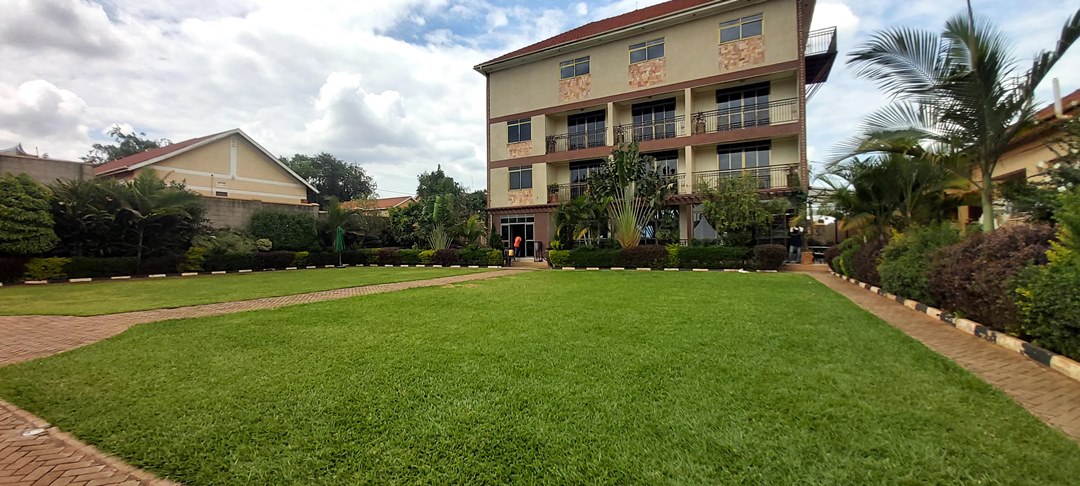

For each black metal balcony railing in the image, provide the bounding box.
[546,129,607,153]
[547,183,589,204]
[806,27,838,57]
[691,164,801,192]
[614,115,686,144]
[690,98,798,134]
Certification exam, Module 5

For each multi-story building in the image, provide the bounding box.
[475,0,836,256]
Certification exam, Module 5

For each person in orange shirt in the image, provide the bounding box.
[513,236,522,259]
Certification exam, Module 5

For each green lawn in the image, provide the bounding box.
[1,271,1078,484]
[0,267,486,316]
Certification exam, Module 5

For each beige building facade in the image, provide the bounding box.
[475,0,836,255]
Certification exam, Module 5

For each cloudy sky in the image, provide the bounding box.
[1,0,1077,197]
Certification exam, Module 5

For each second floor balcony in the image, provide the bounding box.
[546,129,607,153]
[546,163,801,204]
[614,115,687,144]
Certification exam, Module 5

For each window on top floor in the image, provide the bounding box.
[629,38,665,64]
[509,165,532,190]
[507,118,532,143]
[720,13,763,43]
[560,57,590,79]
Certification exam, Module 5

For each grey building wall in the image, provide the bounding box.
[201,197,319,229]
[0,155,94,184]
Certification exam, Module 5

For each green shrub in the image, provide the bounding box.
[255,251,296,269]
[141,255,182,275]
[824,245,842,272]
[398,249,421,265]
[547,249,570,267]
[293,251,311,266]
[203,253,256,272]
[193,231,255,255]
[835,239,862,278]
[419,250,436,265]
[676,246,749,269]
[929,224,1054,332]
[179,247,206,272]
[851,235,888,286]
[341,250,368,265]
[751,244,786,270]
[63,257,138,278]
[878,225,961,305]
[378,248,400,265]
[23,257,70,280]
[256,238,273,251]
[1013,251,1080,360]
[619,245,667,269]
[250,211,318,251]
[433,249,459,266]
[567,247,620,267]
[0,174,58,255]
[665,244,680,268]
[0,257,28,282]
[306,252,339,266]
[486,249,503,266]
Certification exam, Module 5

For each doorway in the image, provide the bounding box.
[500,215,535,258]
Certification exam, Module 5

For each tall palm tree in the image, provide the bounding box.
[115,171,202,271]
[838,8,1080,231]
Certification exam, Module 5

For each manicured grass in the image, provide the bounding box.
[1,271,1078,484]
[0,267,486,316]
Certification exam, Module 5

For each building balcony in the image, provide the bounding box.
[614,116,687,144]
[545,164,800,205]
[689,98,798,134]
[805,27,838,84]
[545,129,607,153]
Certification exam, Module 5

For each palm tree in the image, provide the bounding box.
[115,171,202,271]
[839,8,1080,231]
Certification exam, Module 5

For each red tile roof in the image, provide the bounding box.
[93,132,219,175]
[477,0,719,69]
[341,196,416,210]
[1034,88,1080,121]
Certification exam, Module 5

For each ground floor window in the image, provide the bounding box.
[500,215,535,257]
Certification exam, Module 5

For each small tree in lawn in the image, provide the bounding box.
[588,142,673,248]
[426,195,452,250]
[115,171,202,271]
[0,174,59,255]
[698,174,784,246]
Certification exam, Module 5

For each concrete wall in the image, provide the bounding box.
[201,197,319,230]
[0,155,94,185]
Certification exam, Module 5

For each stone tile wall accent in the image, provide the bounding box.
[507,141,533,158]
[508,189,534,206]
[559,74,591,102]
[628,58,666,88]
[719,36,765,72]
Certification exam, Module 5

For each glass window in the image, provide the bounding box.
[559,56,591,79]
[568,111,606,149]
[647,151,679,176]
[717,141,772,188]
[631,99,676,141]
[509,165,533,190]
[629,38,665,64]
[720,14,763,43]
[508,118,531,143]
[715,83,770,130]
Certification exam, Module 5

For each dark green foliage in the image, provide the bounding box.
[929,224,1055,332]
[255,251,297,270]
[457,247,501,266]
[280,153,375,206]
[63,257,139,278]
[23,257,70,280]
[567,247,621,267]
[835,239,862,278]
[377,248,400,265]
[619,245,668,269]
[203,253,256,272]
[850,235,888,286]
[0,174,59,256]
[305,252,339,266]
[547,250,570,268]
[398,249,421,265]
[878,225,961,305]
[824,245,842,273]
[0,257,28,283]
[250,211,318,251]
[81,126,169,165]
[141,255,182,275]
[488,228,503,249]
[676,246,750,269]
[341,250,370,266]
[751,244,786,270]
[434,249,459,266]
[1013,255,1080,360]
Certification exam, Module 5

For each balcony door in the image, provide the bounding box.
[715,83,770,130]
[569,160,603,199]
[568,111,606,150]
[718,141,771,188]
[631,99,676,141]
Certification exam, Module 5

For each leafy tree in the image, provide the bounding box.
[416,165,464,201]
[1002,117,1080,223]
[554,196,607,247]
[50,178,126,256]
[426,195,452,250]
[281,153,376,205]
[387,202,425,248]
[250,210,318,251]
[115,171,203,270]
[318,197,388,249]
[840,7,1080,231]
[584,142,674,248]
[81,126,170,165]
[698,174,784,246]
[0,174,59,255]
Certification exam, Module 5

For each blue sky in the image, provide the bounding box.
[0,0,1077,196]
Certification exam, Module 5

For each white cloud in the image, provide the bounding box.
[575,2,588,16]
[0,80,90,149]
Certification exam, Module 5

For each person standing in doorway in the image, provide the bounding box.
[787,227,803,263]
[513,235,522,260]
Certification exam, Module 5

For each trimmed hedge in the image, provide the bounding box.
[0,257,27,283]
[751,244,786,270]
[63,257,138,278]
[433,249,459,266]
[547,249,570,268]
[1013,252,1080,360]
[851,236,887,286]
[545,245,751,269]
[676,246,749,269]
[23,257,70,280]
[824,245,842,273]
[398,249,421,265]
[877,225,961,306]
[249,211,318,251]
[255,251,297,270]
[140,255,182,275]
[620,245,667,269]
[203,252,256,272]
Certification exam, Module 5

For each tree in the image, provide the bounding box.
[0,174,58,255]
[416,165,464,201]
[318,197,388,249]
[281,153,376,205]
[585,142,674,248]
[697,174,784,246]
[1002,117,1080,223]
[50,178,126,256]
[840,8,1080,231]
[82,126,170,165]
[115,171,203,270]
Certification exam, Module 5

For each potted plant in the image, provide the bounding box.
[547,183,560,203]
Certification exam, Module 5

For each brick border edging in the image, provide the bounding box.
[552,266,779,273]
[0,399,180,485]
[0,263,504,287]
[829,271,1080,384]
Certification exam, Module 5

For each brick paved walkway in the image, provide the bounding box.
[810,272,1080,443]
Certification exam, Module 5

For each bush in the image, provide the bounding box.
[419,250,436,265]
[835,239,862,278]
[255,251,296,269]
[0,174,58,255]
[878,224,961,306]
[824,245,842,272]
[203,252,256,272]
[751,244,786,270]
[340,250,368,265]
[547,249,570,268]
[567,247,620,267]
[676,246,749,269]
[63,257,138,278]
[179,247,206,272]
[433,249,458,266]
[23,257,70,280]
[929,224,1055,332]
[398,249,421,265]
[851,235,888,286]
[377,248,400,265]
[1013,253,1080,360]
[192,230,255,255]
[306,252,339,266]
[0,257,28,283]
[141,254,182,275]
[256,238,273,251]
[619,245,667,269]
[486,249,503,265]
[293,251,310,266]
[665,244,680,268]
[250,211,318,251]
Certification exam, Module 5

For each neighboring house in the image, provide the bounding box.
[958,88,1080,227]
[474,0,836,255]
[0,144,94,183]
[341,196,417,216]
[94,128,319,228]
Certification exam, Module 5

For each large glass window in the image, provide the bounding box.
[568,111,606,149]
[508,118,532,143]
[631,98,677,141]
[718,141,772,188]
[560,56,590,79]
[569,160,603,198]
[716,82,770,130]
[647,150,678,176]
[720,14,763,43]
[629,38,665,64]
[509,165,532,190]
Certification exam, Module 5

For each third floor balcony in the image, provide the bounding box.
[546,163,801,204]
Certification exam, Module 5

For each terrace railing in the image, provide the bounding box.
[690,98,797,134]
[545,129,607,153]
[691,164,801,192]
[614,115,686,144]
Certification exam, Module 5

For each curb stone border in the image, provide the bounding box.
[552,266,778,273]
[830,271,1080,385]
[0,263,504,287]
